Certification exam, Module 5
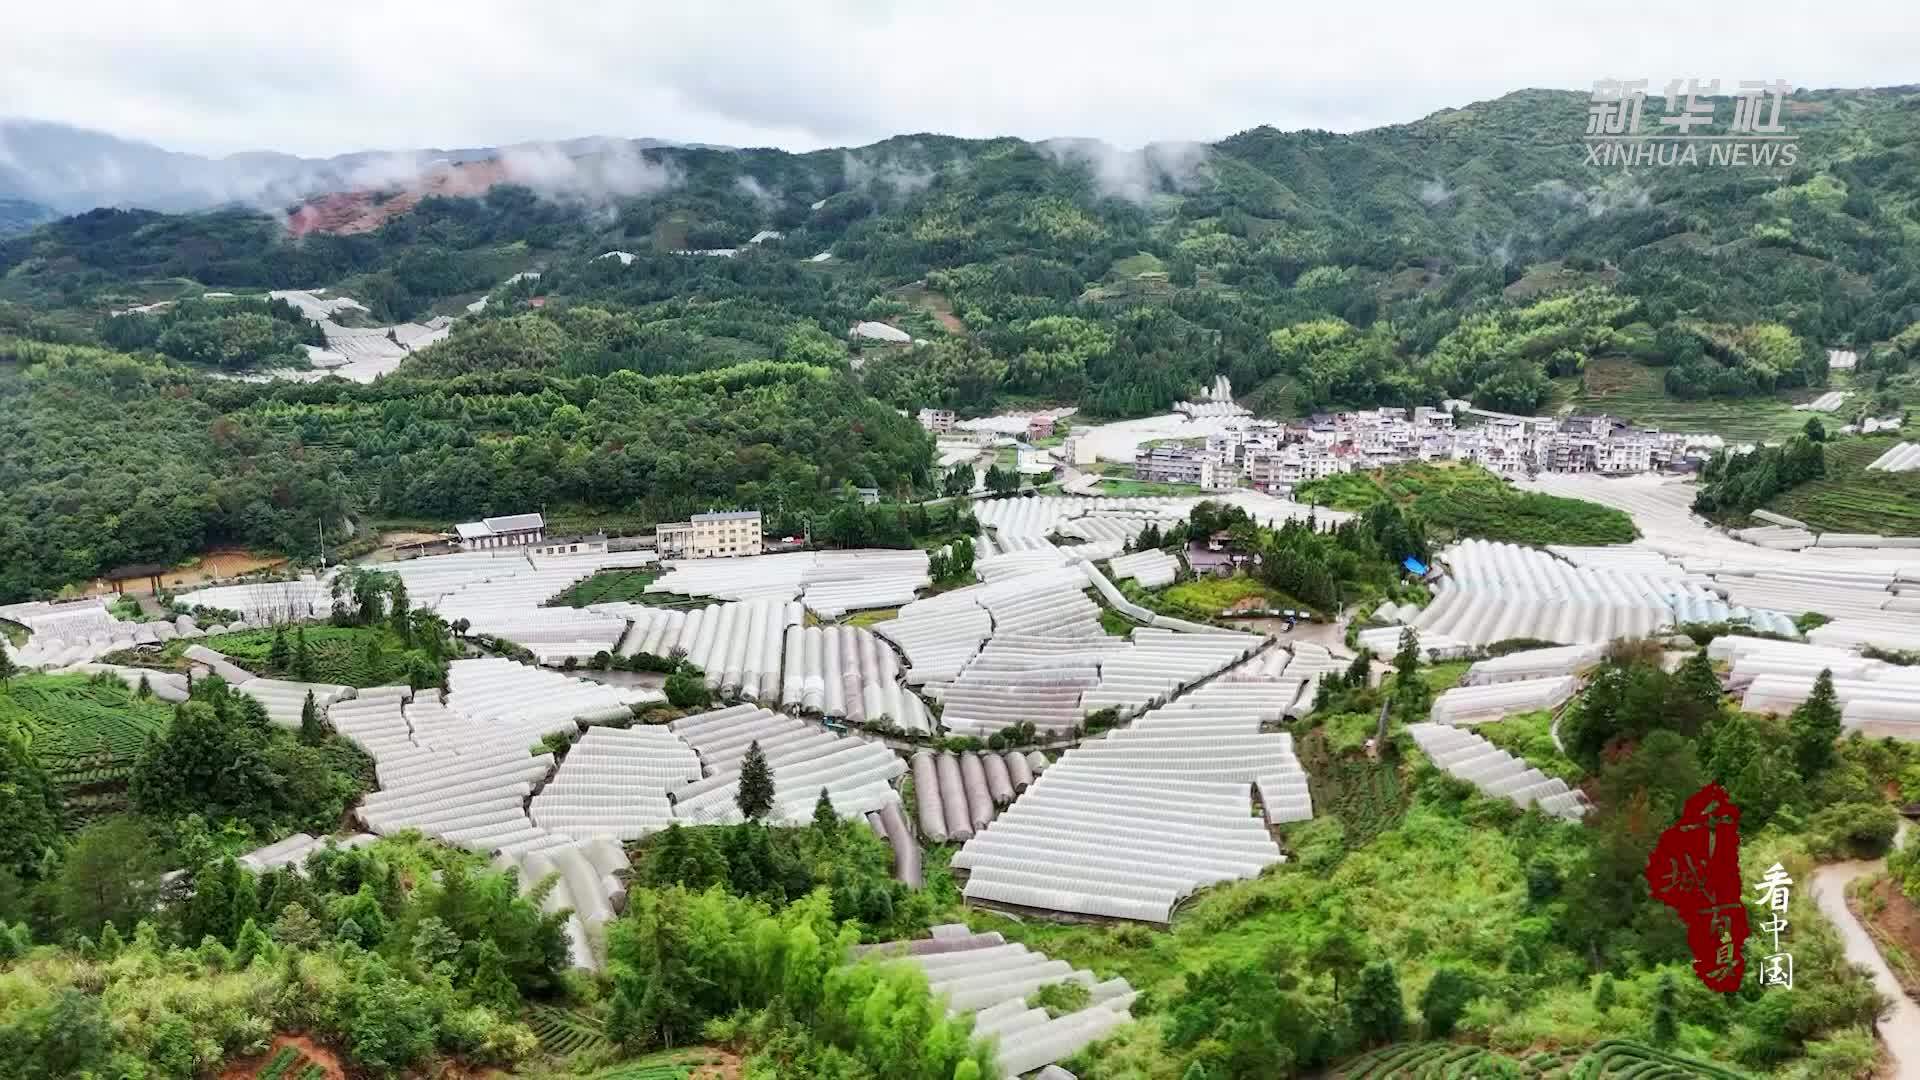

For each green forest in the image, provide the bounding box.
[4,87,1920,596]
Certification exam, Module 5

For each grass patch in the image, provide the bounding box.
[1763,433,1920,536]
[1160,573,1301,615]
[1095,478,1210,498]
[0,618,27,646]
[845,608,900,628]
[1476,708,1585,784]
[550,569,662,607]
[1299,462,1637,546]
[1098,608,1137,637]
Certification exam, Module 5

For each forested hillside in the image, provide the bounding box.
[3,86,1920,597]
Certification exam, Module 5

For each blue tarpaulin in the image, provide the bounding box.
[1402,557,1430,576]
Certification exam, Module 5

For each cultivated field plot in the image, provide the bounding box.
[0,674,174,783]
[187,626,414,687]
[1764,435,1920,536]
[1567,358,1828,442]
[550,569,664,607]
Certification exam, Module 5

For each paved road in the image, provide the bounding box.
[1810,823,1920,1079]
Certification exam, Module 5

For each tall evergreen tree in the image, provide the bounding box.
[291,626,312,681]
[299,690,324,746]
[736,741,775,822]
[811,787,840,841]
[1349,959,1407,1044]
[1650,972,1678,1046]
[1789,668,1843,776]
[0,647,16,686]
[268,625,290,671]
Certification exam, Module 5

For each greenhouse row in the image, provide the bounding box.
[779,623,932,733]
[529,726,703,841]
[1867,442,1920,473]
[1407,722,1590,820]
[444,657,662,741]
[1465,644,1607,685]
[875,930,1136,1078]
[234,674,357,729]
[492,836,632,972]
[1355,624,1471,662]
[62,662,191,703]
[1076,627,1267,715]
[935,634,1121,738]
[952,680,1303,922]
[235,831,377,874]
[666,704,907,825]
[1410,540,1742,647]
[1429,676,1579,726]
[1106,548,1179,588]
[596,597,801,699]
[909,749,1043,844]
[646,549,931,616]
[1,598,213,670]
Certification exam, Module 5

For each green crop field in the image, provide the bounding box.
[1761,434,1920,536]
[527,1004,614,1058]
[1564,359,1833,443]
[1300,462,1637,546]
[548,569,709,610]
[0,674,174,786]
[190,626,416,688]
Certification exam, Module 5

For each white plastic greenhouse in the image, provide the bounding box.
[529,726,701,841]
[1430,676,1578,726]
[1107,549,1179,588]
[493,835,630,972]
[779,623,932,732]
[1464,644,1606,685]
[951,680,1299,923]
[865,930,1135,1078]
[1867,442,1920,473]
[1407,722,1591,820]
[666,705,906,825]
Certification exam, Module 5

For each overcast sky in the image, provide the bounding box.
[5,1,1918,158]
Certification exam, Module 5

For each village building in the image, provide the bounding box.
[454,513,547,550]
[917,408,957,434]
[655,510,764,559]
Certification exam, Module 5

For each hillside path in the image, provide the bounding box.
[1809,822,1920,1079]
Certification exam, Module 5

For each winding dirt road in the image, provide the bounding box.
[1809,824,1920,1079]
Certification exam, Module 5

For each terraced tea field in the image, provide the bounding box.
[1338,1039,1748,1079]
[1762,434,1920,536]
[527,1004,613,1058]
[0,674,173,786]
[1564,359,1826,443]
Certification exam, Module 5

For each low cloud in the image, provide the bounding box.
[1417,176,1453,207]
[841,147,938,196]
[1535,177,1650,218]
[734,174,779,208]
[498,139,681,202]
[1037,138,1213,204]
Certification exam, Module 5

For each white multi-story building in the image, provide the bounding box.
[656,510,763,559]
[917,408,957,434]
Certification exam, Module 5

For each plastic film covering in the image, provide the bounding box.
[934,752,974,841]
[912,751,949,843]
[1408,722,1591,820]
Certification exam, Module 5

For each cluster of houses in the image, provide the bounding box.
[1134,406,1722,494]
